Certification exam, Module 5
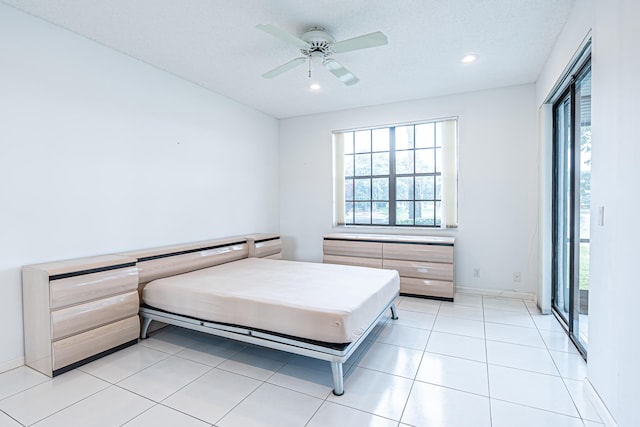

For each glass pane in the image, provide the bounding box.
[372,202,389,224]
[435,201,442,226]
[344,179,354,201]
[372,128,390,152]
[354,130,371,153]
[372,152,389,175]
[435,147,442,173]
[354,178,371,200]
[372,178,389,200]
[344,154,354,177]
[396,126,414,150]
[354,154,371,176]
[416,148,435,173]
[576,66,591,349]
[554,95,572,325]
[396,177,414,200]
[415,176,434,200]
[396,201,414,225]
[354,202,371,224]
[343,132,354,154]
[416,201,435,225]
[435,175,442,199]
[415,123,435,148]
[344,202,354,224]
[396,151,414,174]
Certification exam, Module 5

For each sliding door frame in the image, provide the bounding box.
[551,55,591,360]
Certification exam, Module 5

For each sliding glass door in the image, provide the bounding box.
[552,61,591,356]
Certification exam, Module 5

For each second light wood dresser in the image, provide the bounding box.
[323,233,455,301]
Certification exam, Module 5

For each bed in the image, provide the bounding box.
[129,238,400,395]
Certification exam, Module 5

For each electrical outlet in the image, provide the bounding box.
[513,272,521,282]
[474,268,480,278]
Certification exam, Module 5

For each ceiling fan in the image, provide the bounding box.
[257,24,388,86]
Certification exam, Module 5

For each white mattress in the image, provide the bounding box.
[142,258,399,343]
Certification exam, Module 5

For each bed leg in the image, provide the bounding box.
[140,317,152,339]
[390,303,399,320]
[330,362,344,396]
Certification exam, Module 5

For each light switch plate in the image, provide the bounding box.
[598,206,605,226]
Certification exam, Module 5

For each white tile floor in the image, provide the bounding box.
[0,295,603,426]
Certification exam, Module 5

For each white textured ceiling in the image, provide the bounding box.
[3,0,575,118]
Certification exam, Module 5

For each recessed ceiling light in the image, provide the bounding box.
[461,54,478,64]
[309,83,321,91]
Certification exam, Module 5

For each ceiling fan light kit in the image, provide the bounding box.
[257,23,388,86]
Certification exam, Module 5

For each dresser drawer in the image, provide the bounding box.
[263,252,282,260]
[400,277,454,299]
[255,239,282,258]
[52,316,139,371]
[383,243,453,263]
[323,239,382,258]
[323,254,383,269]
[50,267,138,309]
[383,259,453,281]
[51,291,139,340]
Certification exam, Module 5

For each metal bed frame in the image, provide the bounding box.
[140,297,399,396]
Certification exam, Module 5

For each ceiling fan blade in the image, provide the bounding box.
[256,24,309,49]
[323,59,359,86]
[332,31,388,54]
[262,57,307,79]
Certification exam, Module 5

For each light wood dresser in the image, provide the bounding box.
[246,233,282,259]
[323,233,455,301]
[22,255,140,376]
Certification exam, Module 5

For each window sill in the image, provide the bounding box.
[332,224,458,233]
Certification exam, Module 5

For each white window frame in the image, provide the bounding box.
[333,117,458,228]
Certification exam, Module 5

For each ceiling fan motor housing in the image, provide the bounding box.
[300,27,335,61]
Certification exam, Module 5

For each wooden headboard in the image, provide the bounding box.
[118,237,250,286]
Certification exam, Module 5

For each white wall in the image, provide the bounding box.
[279,84,539,296]
[535,0,640,425]
[535,0,594,107]
[588,1,640,425]
[0,5,279,369]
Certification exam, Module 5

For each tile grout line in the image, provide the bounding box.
[0,371,50,405]
[114,335,300,425]
[488,300,588,423]
[81,341,174,385]
[536,314,589,423]
[116,351,216,403]
[207,375,267,425]
[395,299,441,425]
[9,337,190,426]
[482,296,494,427]
[126,402,214,427]
[490,396,588,422]
[313,398,404,426]
[0,407,23,427]
[20,377,112,426]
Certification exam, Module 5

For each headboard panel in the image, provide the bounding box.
[119,237,249,286]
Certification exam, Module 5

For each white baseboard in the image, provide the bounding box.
[0,356,25,374]
[584,379,617,427]
[456,285,536,302]
[538,307,552,314]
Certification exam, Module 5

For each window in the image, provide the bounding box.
[333,118,458,227]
